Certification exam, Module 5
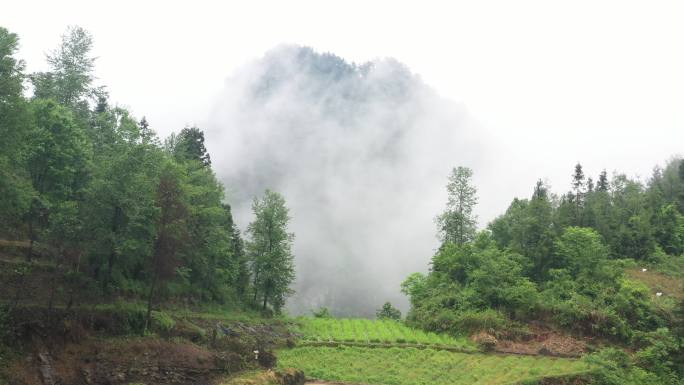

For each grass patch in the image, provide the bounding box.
[168,304,287,324]
[278,346,593,385]
[296,318,474,350]
[626,267,684,301]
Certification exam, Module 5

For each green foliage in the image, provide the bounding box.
[30,25,98,110]
[93,301,147,334]
[584,348,665,385]
[168,126,211,166]
[278,346,593,385]
[297,318,474,349]
[246,190,295,312]
[376,302,401,321]
[633,328,682,382]
[404,161,684,383]
[406,174,677,343]
[312,307,332,318]
[0,25,271,315]
[151,311,176,335]
[450,309,508,334]
[0,27,33,235]
[554,227,609,276]
[404,238,539,335]
[435,166,478,245]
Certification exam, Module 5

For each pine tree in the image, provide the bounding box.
[597,170,609,192]
[571,163,585,225]
[173,126,211,166]
[145,164,188,333]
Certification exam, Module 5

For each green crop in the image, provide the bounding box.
[296,318,475,350]
[278,346,593,385]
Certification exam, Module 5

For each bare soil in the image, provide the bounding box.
[493,324,589,357]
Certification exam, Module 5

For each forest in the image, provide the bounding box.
[1,24,683,385]
[402,163,684,383]
[0,25,296,325]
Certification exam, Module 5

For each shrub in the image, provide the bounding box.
[97,301,146,334]
[453,309,507,334]
[312,307,332,318]
[585,348,662,385]
[376,302,401,321]
[151,311,176,336]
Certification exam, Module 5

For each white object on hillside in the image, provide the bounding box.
[254,350,259,360]
[642,268,648,272]
[656,292,663,297]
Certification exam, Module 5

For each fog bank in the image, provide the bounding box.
[207,46,489,316]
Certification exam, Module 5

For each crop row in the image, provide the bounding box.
[296,318,473,349]
[277,346,593,385]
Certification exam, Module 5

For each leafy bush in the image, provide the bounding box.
[151,311,176,335]
[312,307,332,318]
[584,348,662,385]
[376,302,401,320]
[95,301,147,334]
[453,309,508,334]
[633,328,681,381]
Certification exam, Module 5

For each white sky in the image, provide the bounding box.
[3,0,684,223]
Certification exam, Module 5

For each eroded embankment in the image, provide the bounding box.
[1,306,296,385]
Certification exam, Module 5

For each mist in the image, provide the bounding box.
[206,46,491,316]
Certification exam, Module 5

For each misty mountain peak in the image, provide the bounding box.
[209,45,480,316]
[250,45,419,107]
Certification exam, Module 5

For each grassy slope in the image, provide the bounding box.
[278,345,593,385]
[624,255,684,321]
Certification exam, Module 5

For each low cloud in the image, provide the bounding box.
[207,46,488,316]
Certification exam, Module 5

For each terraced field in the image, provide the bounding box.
[278,346,593,385]
[296,318,475,350]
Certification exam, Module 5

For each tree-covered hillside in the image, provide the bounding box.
[0,26,296,321]
[402,163,684,384]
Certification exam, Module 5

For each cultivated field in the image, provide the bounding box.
[296,318,474,350]
[278,346,593,385]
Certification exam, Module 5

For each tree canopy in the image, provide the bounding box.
[0,26,296,315]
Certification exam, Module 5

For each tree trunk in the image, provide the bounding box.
[11,274,26,309]
[103,206,121,294]
[27,220,34,261]
[144,271,158,335]
[252,269,260,303]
